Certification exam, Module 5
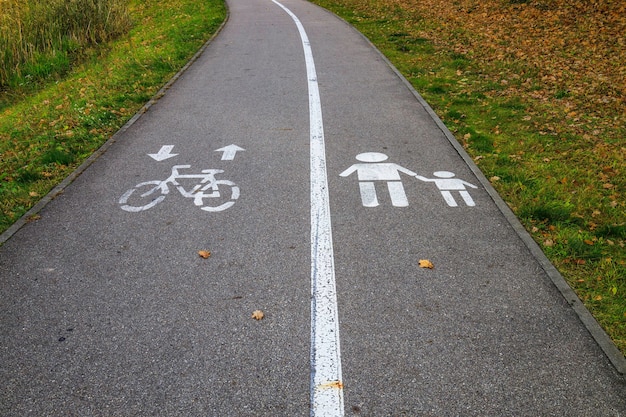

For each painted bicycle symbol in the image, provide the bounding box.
[119,164,239,212]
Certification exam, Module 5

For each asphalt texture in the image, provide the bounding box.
[1,0,625,415]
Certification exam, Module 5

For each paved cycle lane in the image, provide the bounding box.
[1,0,624,415]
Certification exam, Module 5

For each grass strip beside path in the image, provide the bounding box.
[310,0,625,355]
[0,0,226,233]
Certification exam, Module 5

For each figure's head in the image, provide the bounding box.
[355,152,388,162]
[433,171,455,178]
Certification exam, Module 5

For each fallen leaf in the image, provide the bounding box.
[543,239,554,247]
[251,310,264,320]
[198,250,211,259]
[318,380,344,389]
[419,259,434,269]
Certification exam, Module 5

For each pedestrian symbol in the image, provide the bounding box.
[340,152,478,208]
[339,152,417,207]
[415,171,477,207]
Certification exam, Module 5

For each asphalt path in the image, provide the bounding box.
[1,0,625,415]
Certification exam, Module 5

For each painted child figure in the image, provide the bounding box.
[415,171,478,207]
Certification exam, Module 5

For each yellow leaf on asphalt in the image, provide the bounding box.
[419,259,434,269]
[252,310,264,320]
[198,250,211,259]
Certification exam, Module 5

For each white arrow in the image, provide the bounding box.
[148,145,178,161]
[215,144,245,161]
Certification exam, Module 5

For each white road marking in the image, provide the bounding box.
[119,165,239,212]
[415,171,478,207]
[340,152,416,208]
[270,1,344,415]
[214,144,245,161]
[148,145,178,161]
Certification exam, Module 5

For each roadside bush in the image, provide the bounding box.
[0,0,131,87]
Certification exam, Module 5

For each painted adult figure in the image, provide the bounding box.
[340,152,417,207]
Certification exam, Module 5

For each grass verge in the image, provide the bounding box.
[0,0,227,233]
[310,0,625,355]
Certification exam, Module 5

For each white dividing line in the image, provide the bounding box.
[270,1,344,416]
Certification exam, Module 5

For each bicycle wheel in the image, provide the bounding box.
[199,180,240,212]
[119,181,167,212]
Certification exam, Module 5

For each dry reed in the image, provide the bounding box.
[0,0,130,86]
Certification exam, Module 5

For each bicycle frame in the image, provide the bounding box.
[163,165,224,201]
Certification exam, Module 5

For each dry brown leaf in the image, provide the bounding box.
[198,250,211,259]
[251,310,264,320]
[419,259,434,269]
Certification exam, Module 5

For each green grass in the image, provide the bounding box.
[0,0,227,232]
[311,0,626,355]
